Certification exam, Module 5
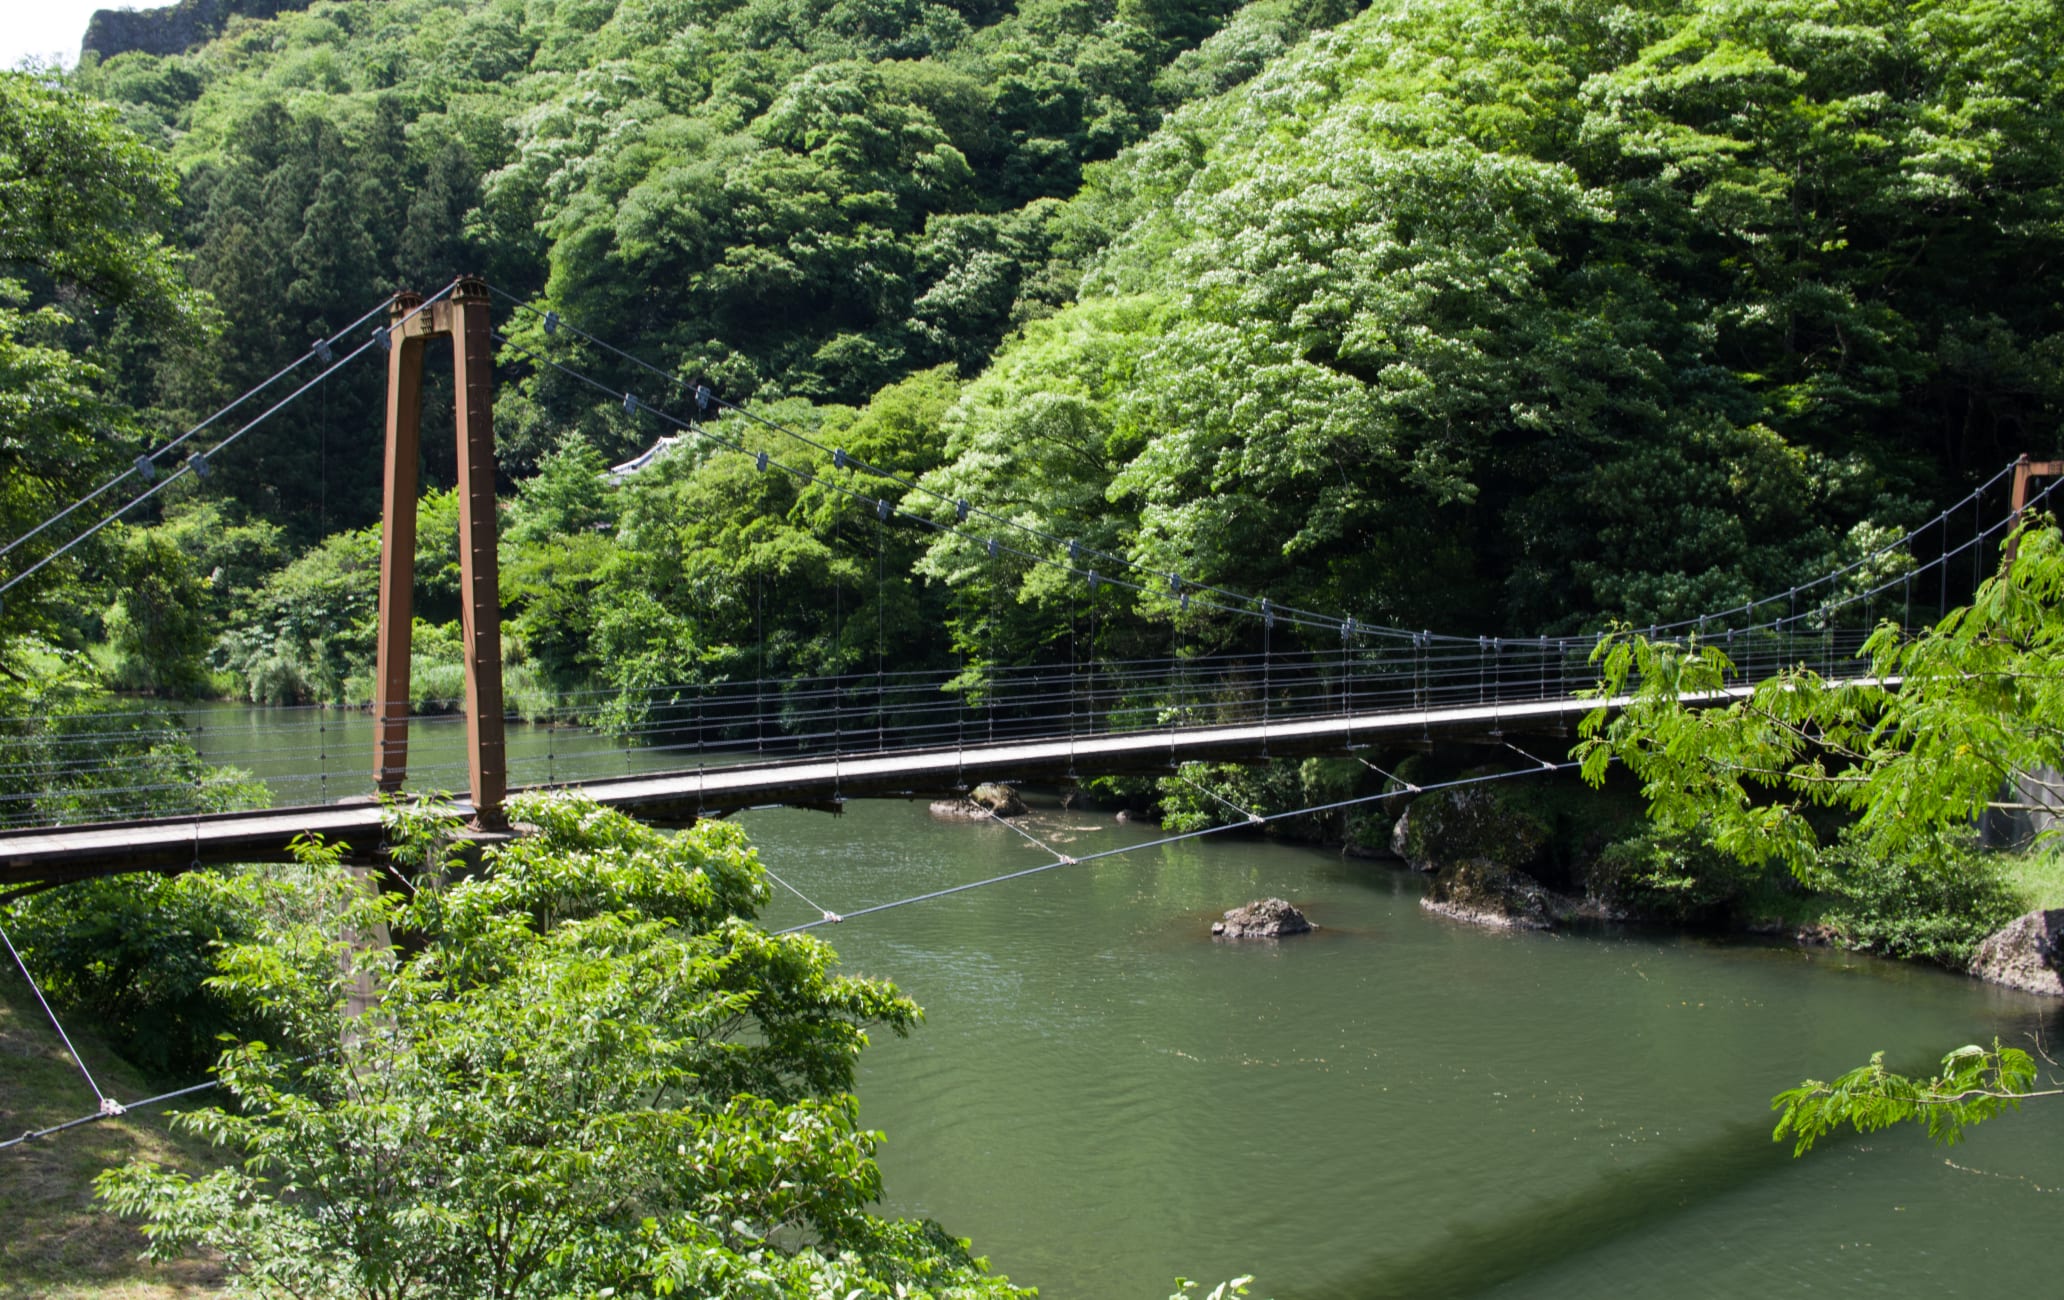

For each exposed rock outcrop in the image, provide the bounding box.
[83,0,314,61]
[1970,909,2064,996]
[970,782,1025,815]
[927,781,1027,822]
[1419,860,1565,931]
[1392,783,1550,874]
[1212,897,1313,939]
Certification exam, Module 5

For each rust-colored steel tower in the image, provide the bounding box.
[371,276,506,828]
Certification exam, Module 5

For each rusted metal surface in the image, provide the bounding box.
[371,278,507,827]
[372,292,426,793]
[2008,454,2064,565]
[451,278,508,827]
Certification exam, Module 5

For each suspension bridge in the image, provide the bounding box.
[0,276,2054,898]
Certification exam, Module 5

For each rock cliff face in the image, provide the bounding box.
[83,0,313,62]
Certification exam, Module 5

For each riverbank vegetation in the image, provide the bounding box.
[0,974,224,1299]
[86,795,1030,1298]
[7,0,2064,1280]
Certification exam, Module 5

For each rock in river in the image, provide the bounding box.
[1970,909,2064,996]
[928,781,1028,821]
[1420,860,1560,931]
[1213,897,1313,939]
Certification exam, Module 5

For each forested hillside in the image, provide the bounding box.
[10,0,2064,716]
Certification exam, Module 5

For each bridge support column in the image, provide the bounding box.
[2008,455,2064,567]
[372,277,507,829]
[373,294,425,796]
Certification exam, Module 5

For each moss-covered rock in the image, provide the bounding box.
[1420,860,1558,930]
[1393,783,1551,875]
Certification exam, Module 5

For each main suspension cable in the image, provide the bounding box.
[0,294,399,565]
[1,289,453,603]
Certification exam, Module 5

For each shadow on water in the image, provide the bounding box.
[1311,1118,1792,1300]
[1317,997,2064,1300]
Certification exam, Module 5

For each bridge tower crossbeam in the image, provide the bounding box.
[372,277,506,828]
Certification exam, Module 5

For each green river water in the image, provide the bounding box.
[192,706,2064,1298]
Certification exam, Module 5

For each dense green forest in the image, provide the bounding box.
[8,2,2064,1290]
[2,0,2055,719]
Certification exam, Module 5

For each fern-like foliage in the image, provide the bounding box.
[1770,1041,2054,1156]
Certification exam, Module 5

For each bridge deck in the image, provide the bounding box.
[0,692,1612,891]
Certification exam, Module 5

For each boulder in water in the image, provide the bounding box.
[1970,909,2064,996]
[1212,897,1313,939]
[970,782,1026,815]
[928,781,1027,822]
[1420,860,1559,931]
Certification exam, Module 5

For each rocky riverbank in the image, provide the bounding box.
[1131,749,2055,995]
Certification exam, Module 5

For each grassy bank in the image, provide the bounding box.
[0,971,221,1299]
[1996,850,2064,912]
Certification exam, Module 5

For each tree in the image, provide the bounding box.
[1576,522,2064,1152]
[503,429,613,546]
[98,793,1031,1299]
[0,70,196,316]
[0,70,211,637]
[102,526,212,695]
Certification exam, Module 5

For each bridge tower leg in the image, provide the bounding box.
[371,276,507,829]
[2008,455,2064,566]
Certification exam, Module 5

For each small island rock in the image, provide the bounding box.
[1212,897,1313,939]
[928,781,1028,822]
[969,782,1027,816]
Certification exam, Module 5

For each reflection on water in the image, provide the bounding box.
[192,705,2064,1298]
[735,798,2064,1300]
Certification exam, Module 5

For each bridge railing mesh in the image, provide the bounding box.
[0,624,1883,831]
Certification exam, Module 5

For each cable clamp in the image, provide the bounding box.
[956,499,970,521]
[834,447,848,470]
[98,1097,126,1117]
[877,498,891,521]
[543,310,559,336]
[623,392,638,415]
[755,450,769,472]
[312,338,333,364]
[134,454,156,483]
[371,326,390,353]
[188,452,208,480]
[822,911,843,924]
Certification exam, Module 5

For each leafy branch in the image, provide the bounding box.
[1771,1042,2058,1155]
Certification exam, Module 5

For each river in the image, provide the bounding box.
[198,706,2064,1298]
